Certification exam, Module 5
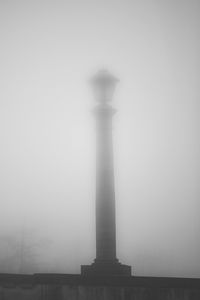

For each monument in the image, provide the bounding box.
[0,71,199,299]
[81,70,131,276]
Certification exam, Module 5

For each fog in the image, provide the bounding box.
[0,0,199,277]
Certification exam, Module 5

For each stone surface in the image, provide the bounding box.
[0,274,200,299]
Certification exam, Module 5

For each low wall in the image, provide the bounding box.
[0,274,200,300]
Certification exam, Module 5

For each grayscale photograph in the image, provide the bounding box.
[0,0,199,299]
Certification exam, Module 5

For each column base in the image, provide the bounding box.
[81,259,131,276]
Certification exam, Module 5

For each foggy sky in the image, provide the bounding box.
[0,0,199,277]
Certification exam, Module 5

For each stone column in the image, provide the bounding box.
[81,70,131,276]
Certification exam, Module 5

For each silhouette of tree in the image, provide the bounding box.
[0,228,51,274]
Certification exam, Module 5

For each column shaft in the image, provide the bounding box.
[95,104,117,262]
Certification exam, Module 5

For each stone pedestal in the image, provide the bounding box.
[81,260,131,276]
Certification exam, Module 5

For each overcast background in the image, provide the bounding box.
[0,0,199,277]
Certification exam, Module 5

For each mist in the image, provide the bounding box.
[0,0,199,277]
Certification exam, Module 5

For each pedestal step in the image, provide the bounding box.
[81,261,131,276]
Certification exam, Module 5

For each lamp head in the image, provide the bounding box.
[90,69,119,103]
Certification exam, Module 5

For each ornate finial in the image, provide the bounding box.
[90,70,119,103]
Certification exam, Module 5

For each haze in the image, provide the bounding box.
[0,0,199,277]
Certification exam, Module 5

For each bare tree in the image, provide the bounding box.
[0,227,51,274]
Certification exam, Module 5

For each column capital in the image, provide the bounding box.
[93,103,117,118]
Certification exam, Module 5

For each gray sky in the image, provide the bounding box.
[0,0,199,277]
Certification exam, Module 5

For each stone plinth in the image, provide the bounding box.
[81,260,131,276]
